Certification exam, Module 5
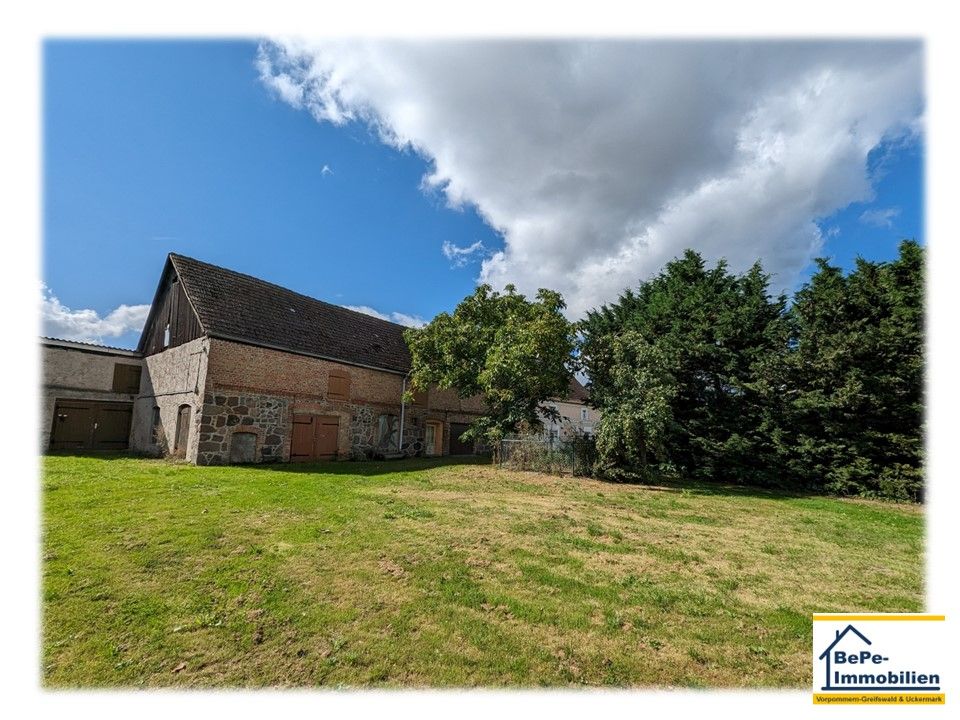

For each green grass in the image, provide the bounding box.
[41,455,924,688]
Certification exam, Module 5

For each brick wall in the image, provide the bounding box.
[194,338,486,464]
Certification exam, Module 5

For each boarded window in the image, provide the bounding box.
[230,432,257,464]
[377,414,399,451]
[112,363,142,394]
[328,370,351,401]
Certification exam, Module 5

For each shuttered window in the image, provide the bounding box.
[328,370,351,401]
[112,363,142,394]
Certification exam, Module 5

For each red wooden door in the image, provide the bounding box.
[315,416,339,459]
[290,414,340,461]
[291,414,316,462]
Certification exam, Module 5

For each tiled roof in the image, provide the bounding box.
[566,376,590,403]
[41,336,142,356]
[169,254,413,373]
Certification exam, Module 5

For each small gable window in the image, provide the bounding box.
[328,370,351,401]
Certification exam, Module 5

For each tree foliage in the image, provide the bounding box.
[776,240,924,500]
[587,332,677,478]
[404,284,576,444]
[580,241,924,500]
[580,250,790,484]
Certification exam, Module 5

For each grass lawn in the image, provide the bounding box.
[41,455,923,688]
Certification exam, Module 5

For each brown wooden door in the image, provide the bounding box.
[449,423,474,455]
[291,414,316,462]
[96,404,134,451]
[174,405,192,453]
[50,400,132,451]
[291,414,340,462]
[315,416,339,459]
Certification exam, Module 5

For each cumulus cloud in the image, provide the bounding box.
[859,206,901,228]
[258,39,923,316]
[343,304,426,328]
[41,284,150,343]
[441,239,487,267]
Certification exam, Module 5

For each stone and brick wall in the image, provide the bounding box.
[192,338,486,464]
[196,390,290,465]
[42,334,490,464]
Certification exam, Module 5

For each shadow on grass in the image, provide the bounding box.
[43,450,149,461]
[589,473,820,501]
[255,454,490,477]
[43,451,838,502]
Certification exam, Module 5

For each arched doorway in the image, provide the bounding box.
[174,404,192,455]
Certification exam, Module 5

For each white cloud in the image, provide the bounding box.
[859,206,901,228]
[343,304,426,328]
[258,40,923,316]
[441,239,487,267]
[321,164,334,176]
[41,284,150,343]
[389,312,427,329]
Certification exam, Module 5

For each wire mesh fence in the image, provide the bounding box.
[498,433,596,477]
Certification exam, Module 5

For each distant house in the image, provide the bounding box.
[539,377,598,441]
[42,253,486,464]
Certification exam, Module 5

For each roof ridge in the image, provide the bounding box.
[168,252,413,332]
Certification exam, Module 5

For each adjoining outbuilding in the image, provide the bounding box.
[41,337,143,452]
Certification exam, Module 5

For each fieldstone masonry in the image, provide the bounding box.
[349,405,376,457]
[197,390,290,465]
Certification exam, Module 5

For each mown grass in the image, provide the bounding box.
[41,455,923,688]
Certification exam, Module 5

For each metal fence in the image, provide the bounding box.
[498,433,595,477]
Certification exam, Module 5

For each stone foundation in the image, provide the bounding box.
[194,386,482,465]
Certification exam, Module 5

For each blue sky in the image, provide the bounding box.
[43,40,923,348]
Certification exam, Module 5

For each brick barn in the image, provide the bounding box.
[44,253,487,464]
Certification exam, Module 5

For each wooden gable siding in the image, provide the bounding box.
[141,273,203,356]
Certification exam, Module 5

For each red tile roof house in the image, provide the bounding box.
[44,254,487,464]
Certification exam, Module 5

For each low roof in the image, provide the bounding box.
[41,336,142,358]
[169,253,412,373]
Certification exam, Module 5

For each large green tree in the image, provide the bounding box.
[404,284,577,444]
[580,250,790,484]
[587,331,677,478]
[775,239,924,499]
